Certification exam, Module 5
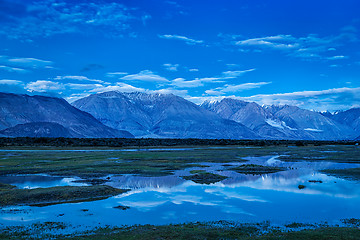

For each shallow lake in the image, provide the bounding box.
[1,155,360,230]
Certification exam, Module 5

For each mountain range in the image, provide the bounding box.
[201,98,356,140]
[72,91,257,139]
[0,92,133,138]
[0,91,359,140]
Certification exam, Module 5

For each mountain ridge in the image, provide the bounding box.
[73,91,259,139]
[1,91,359,140]
[201,98,356,140]
[0,92,134,138]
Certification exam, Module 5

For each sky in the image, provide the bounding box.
[0,0,359,111]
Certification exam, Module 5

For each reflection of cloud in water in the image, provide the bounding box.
[219,172,360,199]
[117,200,168,211]
[1,155,360,228]
[170,194,219,206]
[204,188,268,203]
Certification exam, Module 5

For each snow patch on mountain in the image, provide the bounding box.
[304,128,323,132]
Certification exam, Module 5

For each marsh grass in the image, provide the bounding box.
[2,221,360,240]
[321,168,360,181]
[0,145,359,178]
[182,171,228,184]
[0,185,128,207]
[231,164,285,175]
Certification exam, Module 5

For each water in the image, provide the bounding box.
[1,155,360,230]
[0,174,87,189]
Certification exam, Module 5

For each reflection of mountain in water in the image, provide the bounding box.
[220,169,309,185]
[107,175,185,189]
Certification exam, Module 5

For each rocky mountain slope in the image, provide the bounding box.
[0,92,133,138]
[331,108,360,133]
[201,98,355,140]
[73,91,258,139]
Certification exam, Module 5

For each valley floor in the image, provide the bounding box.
[0,142,360,239]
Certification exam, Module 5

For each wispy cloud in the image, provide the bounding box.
[326,55,348,60]
[65,83,103,90]
[159,34,204,45]
[206,82,271,95]
[0,65,28,73]
[8,57,53,68]
[150,88,188,97]
[54,75,104,83]
[221,69,256,78]
[0,79,23,85]
[89,82,145,93]
[171,77,225,88]
[239,87,360,111]
[0,0,148,40]
[0,55,53,71]
[163,63,179,71]
[26,80,64,92]
[121,70,170,83]
[228,31,358,61]
[236,35,298,49]
[171,69,255,88]
[106,72,128,78]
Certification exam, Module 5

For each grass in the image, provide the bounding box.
[182,171,228,184]
[298,184,306,189]
[0,185,128,207]
[231,164,285,175]
[0,145,359,178]
[321,168,360,181]
[1,221,360,240]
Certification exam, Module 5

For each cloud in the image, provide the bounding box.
[8,57,53,68]
[89,82,145,93]
[188,68,199,72]
[189,86,360,111]
[326,55,348,60]
[171,69,255,88]
[0,79,23,85]
[239,87,360,111]
[221,69,256,78]
[230,32,358,61]
[163,63,179,71]
[236,35,298,49]
[0,56,53,71]
[0,0,147,40]
[55,75,104,83]
[65,83,102,90]
[206,82,271,95]
[26,80,64,92]
[106,72,128,77]
[171,77,225,88]
[150,88,188,97]
[121,70,170,83]
[159,34,204,45]
[0,65,27,73]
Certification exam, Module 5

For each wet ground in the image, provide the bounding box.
[1,150,360,232]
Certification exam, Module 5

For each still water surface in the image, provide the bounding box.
[1,155,360,229]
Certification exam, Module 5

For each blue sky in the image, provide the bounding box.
[0,0,359,111]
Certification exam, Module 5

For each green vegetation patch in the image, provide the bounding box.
[0,185,128,207]
[298,185,306,189]
[2,220,360,240]
[182,171,228,184]
[0,182,16,191]
[0,145,359,179]
[321,168,360,181]
[231,164,285,175]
